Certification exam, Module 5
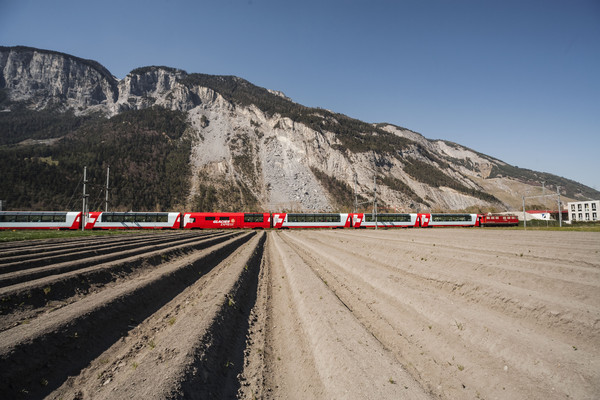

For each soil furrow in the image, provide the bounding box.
[48,231,266,400]
[0,232,228,287]
[0,232,202,272]
[0,232,190,260]
[0,232,240,329]
[293,231,600,338]
[266,231,431,399]
[0,232,254,398]
[281,230,600,400]
[0,228,597,400]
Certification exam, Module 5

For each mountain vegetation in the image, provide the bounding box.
[0,103,191,211]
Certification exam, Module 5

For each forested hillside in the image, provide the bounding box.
[0,103,191,211]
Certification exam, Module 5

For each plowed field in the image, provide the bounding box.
[0,229,598,399]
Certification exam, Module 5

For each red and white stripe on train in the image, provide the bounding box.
[0,211,518,230]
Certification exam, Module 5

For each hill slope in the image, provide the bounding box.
[1,45,597,212]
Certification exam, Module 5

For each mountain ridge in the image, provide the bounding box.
[1,45,597,212]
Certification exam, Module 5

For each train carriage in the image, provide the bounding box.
[182,212,270,229]
[352,213,419,228]
[272,213,352,229]
[479,214,519,227]
[418,213,479,227]
[85,212,181,229]
[0,211,82,230]
[240,213,271,229]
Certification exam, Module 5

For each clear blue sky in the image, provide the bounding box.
[2,0,599,191]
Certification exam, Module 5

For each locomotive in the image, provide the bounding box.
[0,211,519,230]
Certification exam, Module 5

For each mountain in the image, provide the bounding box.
[1,45,598,213]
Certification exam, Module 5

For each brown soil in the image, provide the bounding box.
[0,229,598,399]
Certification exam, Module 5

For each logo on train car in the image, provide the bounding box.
[214,219,235,227]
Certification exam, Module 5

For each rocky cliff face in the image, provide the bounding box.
[2,46,596,212]
[0,46,117,111]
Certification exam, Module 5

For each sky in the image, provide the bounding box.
[2,0,599,191]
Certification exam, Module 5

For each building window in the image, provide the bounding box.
[579,213,583,220]
[578,204,582,211]
[572,213,576,220]
[585,203,589,211]
[571,204,575,211]
[585,213,590,220]
[593,203,597,211]
[593,213,597,220]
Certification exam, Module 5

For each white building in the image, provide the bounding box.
[567,200,599,222]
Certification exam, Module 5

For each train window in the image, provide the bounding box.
[328,214,341,222]
[287,214,300,223]
[41,214,53,222]
[432,214,472,222]
[7,214,18,222]
[56,213,67,222]
[16,215,28,222]
[101,213,127,223]
[365,214,411,222]
[220,216,230,221]
[104,213,128,222]
[205,216,215,221]
[244,214,264,223]
[157,214,168,223]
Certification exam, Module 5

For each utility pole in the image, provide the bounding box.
[105,166,110,212]
[82,166,88,231]
[353,173,358,213]
[557,186,562,227]
[542,182,548,227]
[522,195,526,230]
[373,174,378,230]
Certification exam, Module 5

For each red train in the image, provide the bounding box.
[183,212,271,229]
[0,211,519,230]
